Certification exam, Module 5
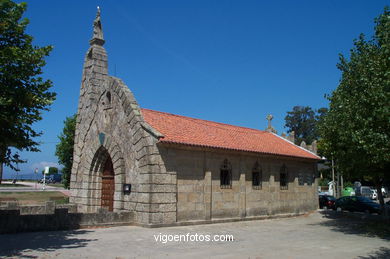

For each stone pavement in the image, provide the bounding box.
[0,211,389,259]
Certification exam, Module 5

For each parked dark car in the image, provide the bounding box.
[319,195,336,209]
[335,196,381,214]
[38,174,62,184]
[38,177,54,184]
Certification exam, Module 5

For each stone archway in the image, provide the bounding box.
[87,144,125,212]
[101,156,115,211]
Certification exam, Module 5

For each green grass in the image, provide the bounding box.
[0,191,69,205]
[47,183,65,188]
[0,183,27,187]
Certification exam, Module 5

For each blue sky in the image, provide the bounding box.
[3,0,388,178]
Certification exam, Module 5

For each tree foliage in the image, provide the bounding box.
[284,106,327,145]
[41,166,58,175]
[318,7,390,210]
[0,0,56,182]
[55,114,76,189]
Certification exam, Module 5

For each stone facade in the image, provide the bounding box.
[70,9,319,227]
[70,10,176,226]
[159,144,318,222]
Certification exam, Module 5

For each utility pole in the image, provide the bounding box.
[337,169,340,198]
[43,166,49,190]
[34,168,38,189]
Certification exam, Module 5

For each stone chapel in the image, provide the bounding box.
[70,9,320,226]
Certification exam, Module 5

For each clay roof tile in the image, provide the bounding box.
[141,108,320,160]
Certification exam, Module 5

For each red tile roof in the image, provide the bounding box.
[141,108,320,160]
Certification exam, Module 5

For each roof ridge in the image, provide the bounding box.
[270,132,321,159]
[141,108,268,134]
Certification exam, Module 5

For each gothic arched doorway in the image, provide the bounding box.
[101,156,115,211]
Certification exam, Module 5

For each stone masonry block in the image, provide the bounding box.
[150,203,176,213]
[150,193,176,204]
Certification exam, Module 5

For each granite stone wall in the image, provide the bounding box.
[0,202,133,234]
[159,144,318,222]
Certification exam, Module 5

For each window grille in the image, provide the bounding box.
[252,161,262,190]
[280,164,288,190]
[298,171,305,186]
[220,159,232,189]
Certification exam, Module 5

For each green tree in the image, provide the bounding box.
[284,106,327,145]
[55,114,76,189]
[0,0,56,183]
[318,7,390,212]
[41,166,58,175]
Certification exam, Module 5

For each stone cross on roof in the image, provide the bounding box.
[266,114,273,129]
[90,6,105,46]
[265,114,277,133]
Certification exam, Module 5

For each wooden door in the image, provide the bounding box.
[101,157,114,211]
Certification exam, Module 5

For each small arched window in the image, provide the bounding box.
[102,91,112,108]
[280,164,288,190]
[252,161,262,190]
[106,91,111,104]
[220,159,232,189]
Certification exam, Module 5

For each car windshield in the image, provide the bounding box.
[327,196,336,201]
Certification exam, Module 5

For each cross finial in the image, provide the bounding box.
[90,6,105,46]
[265,114,277,133]
[266,114,273,128]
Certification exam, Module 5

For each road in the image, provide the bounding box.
[0,181,70,196]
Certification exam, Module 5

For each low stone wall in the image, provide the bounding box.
[0,202,134,234]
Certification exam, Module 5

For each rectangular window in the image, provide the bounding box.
[220,169,231,189]
[280,172,288,190]
[298,172,305,186]
[306,173,313,186]
[252,171,262,190]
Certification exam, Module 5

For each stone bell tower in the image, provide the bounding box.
[82,6,108,101]
[70,7,111,210]
[70,8,177,225]
[75,7,109,143]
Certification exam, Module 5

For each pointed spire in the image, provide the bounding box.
[90,6,105,46]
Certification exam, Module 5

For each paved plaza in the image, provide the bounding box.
[0,211,389,258]
[0,181,70,196]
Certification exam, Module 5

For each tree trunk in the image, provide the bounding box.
[0,162,2,185]
[375,181,386,217]
[336,169,341,198]
[331,159,336,196]
[0,147,5,185]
